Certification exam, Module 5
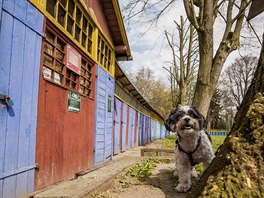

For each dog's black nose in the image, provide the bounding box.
[184,117,190,122]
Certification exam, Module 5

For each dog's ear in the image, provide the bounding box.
[192,107,205,130]
[164,119,172,131]
[164,107,178,131]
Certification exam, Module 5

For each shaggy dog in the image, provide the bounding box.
[165,105,215,192]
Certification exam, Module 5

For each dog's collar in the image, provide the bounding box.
[176,134,201,166]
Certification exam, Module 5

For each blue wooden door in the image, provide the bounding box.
[145,117,151,143]
[113,98,121,154]
[0,1,43,197]
[127,107,134,149]
[121,103,127,151]
[138,113,143,145]
[156,121,160,139]
[141,114,148,145]
[94,66,114,166]
[130,108,136,148]
[151,119,155,141]
[133,111,139,147]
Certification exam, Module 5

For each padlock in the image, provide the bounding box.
[5,97,14,108]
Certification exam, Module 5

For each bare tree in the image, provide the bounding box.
[122,0,258,117]
[183,0,253,116]
[121,0,176,25]
[163,16,199,106]
[221,55,258,108]
[131,67,172,117]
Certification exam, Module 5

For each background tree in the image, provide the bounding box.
[220,88,236,130]
[221,55,258,108]
[207,88,223,131]
[183,0,252,117]
[122,0,257,118]
[163,16,198,106]
[130,67,172,117]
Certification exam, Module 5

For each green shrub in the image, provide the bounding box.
[125,158,167,181]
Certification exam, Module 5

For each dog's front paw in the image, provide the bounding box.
[175,183,191,192]
[191,169,198,178]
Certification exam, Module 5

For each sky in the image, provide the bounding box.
[119,1,264,85]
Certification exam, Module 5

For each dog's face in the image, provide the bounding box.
[165,105,205,136]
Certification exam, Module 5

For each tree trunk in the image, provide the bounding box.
[179,84,187,105]
[187,36,264,198]
[192,29,214,116]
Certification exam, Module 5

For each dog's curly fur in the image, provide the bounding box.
[165,105,215,192]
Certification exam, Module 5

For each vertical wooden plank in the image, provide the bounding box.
[4,16,25,172]
[29,32,42,170]
[125,106,130,148]
[133,111,138,146]
[27,170,35,193]
[119,102,123,152]
[15,27,39,196]
[3,178,16,198]
[138,113,141,146]
[14,0,27,23]
[16,172,28,197]
[0,0,2,23]
[3,18,26,198]
[131,109,135,148]
[105,74,114,160]
[94,65,107,165]
[0,11,13,198]
[2,0,15,14]
[113,98,121,155]
[121,103,127,152]
[151,119,154,141]
[17,27,35,169]
[147,117,151,143]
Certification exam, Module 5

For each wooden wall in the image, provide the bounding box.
[83,0,113,43]
[35,77,95,189]
[0,1,43,197]
[94,65,114,166]
[34,21,96,189]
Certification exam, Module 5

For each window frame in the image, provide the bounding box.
[42,20,95,99]
[44,0,94,56]
[97,34,113,73]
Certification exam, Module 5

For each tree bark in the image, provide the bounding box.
[192,29,214,116]
[187,35,264,198]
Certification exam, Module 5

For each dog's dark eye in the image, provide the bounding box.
[189,112,197,118]
[176,115,182,120]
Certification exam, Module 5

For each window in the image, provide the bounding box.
[45,0,94,54]
[97,35,112,72]
[43,27,93,98]
[79,59,92,96]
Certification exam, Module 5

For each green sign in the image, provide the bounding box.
[108,95,112,112]
[68,90,80,112]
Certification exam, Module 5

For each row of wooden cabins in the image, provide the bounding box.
[0,1,169,197]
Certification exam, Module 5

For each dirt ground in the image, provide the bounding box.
[90,162,189,198]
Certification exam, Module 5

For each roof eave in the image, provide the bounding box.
[112,0,132,60]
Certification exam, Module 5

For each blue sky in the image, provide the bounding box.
[119,1,264,85]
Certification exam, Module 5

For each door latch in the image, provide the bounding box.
[0,94,14,108]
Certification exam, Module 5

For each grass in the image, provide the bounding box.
[211,135,226,152]
[162,133,226,152]
[162,134,177,149]
[124,158,169,181]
